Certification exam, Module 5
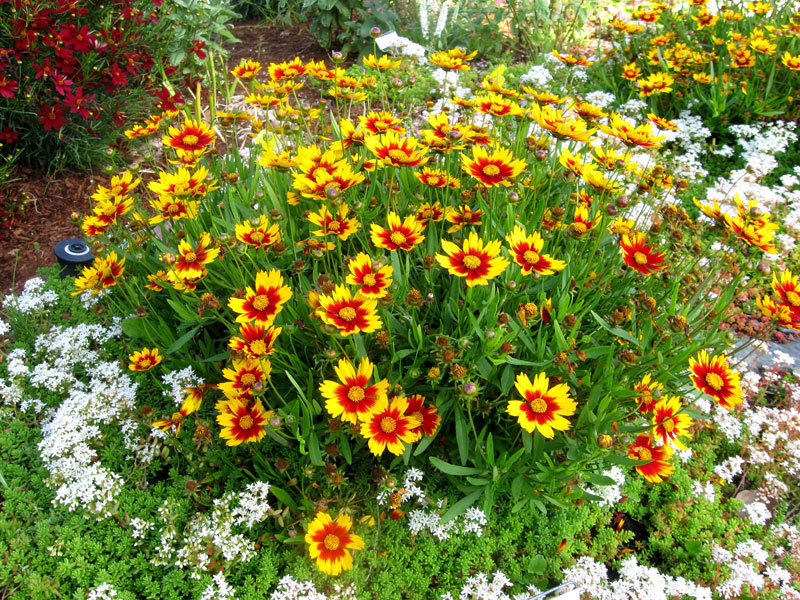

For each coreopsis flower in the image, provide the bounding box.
[526,104,596,143]
[217,398,270,445]
[723,202,779,253]
[461,145,527,187]
[552,49,594,66]
[771,270,800,314]
[782,51,800,70]
[693,72,712,84]
[163,119,216,153]
[307,204,360,240]
[405,394,440,438]
[362,53,401,70]
[570,100,607,120]
[692,8,719,27]
[334,119,365,150]
[620,233,667,275]
[328,86,368,102]
[81,215,110,237]
[92,196,133,226]
[414,168,460,189]
[648,114,678,131]
[652,396,693,450]
[235,216,281,250]
[637,72,675,97]
[360,396,422,456]
[505,226,566,276]
[229,322,281,359]
[611,19,644,33]
[473,93,524,117]
[728,44,756,68]
[365,131,429,168]
[634,373,664,414]
[359,111,406,135]
[153,390,203,433]
[693,198,725,224]
[128,347,162,371]
[559,147,586,176]
[756,295,797,329]
[370,212,425,251]
[318,285,382,336]
[231,59,262,78]
[149,196,199,225]
[90,252,126,292]
[570,206,599,237]
[218,358,271,400]
[428,51,471,70]
[600,114,664,148]
[444,205,483,233]
[415,201,446,224]
[305,512,364,576]
[345,253,393,298]
[92,171,141,202]
[420,113,475,153]
[748,0,771,13]
[507,372,577,438]
[592,146,629,170]
[608,216,635,235]
[259,146,295,169]
[689,350,743,410]
[228,270,293,325]
[627,434,674,483]
[523,88,565,105]
[268,57,307,81]
[148,166,217,199]
[297,166,366,201]
[479,65,518,97]
[319,357,389,424]
[621,62,642,80]
[171,232,220,279]
[436,232,510,287]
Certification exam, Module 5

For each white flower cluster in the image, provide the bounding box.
[584,466,626,507]
[439,570,542,600]
[712,541,777,599]
[713,455,745,484]
[269,575,357,600]
[690,480,716,504]
[564,555,712,600]
[666,111,712,181]
[162,366,203,407]
[150,482,272,578]
[377,469,488,539]
[2,277,59,313]
[200,572,238,600]
[86,582,120,600]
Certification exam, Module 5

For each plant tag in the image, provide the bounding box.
[375,31,401,51]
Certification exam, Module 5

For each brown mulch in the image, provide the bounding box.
[0,21,328,295]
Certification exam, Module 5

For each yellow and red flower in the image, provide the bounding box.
[307,204,360,240]
[414,167,460,189]
[436,232,510,287]
[162,119,216,153]
[689,350,742,410]
[362,53,402,70]
[360,396,422,456]
[627,434,674,483]
[345,253,393,298]
[620,233,667,275]
[305,512,364,576]
[505,225,566,276]
[415,201,445,225]
[634,373,664,414]
[228,270,293,325]
[444,205,483,233]
[217,398,270,446]
[600,113,664,148]
[235,216,281,250]
[507,372,577,438]
[218,358,271,400]
[152,389,203,433]
[319,357,390,424]
[231,59,262,78]
[172,232,220,279]
[652,396,693,450]
[359,110,406,135]
[128,347,162,371]
[229,323,281,359]
[365,131,429,168]
[405,394,440,438]
[462,145,527,187]
[318,285,382,336]
[370,212,425,251]
[268,57,307,81]
[428,51,471,70]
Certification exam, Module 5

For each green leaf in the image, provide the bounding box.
[527,554,547,575]
[269,485,298,511]
[590,311,639,346]
[440,489,481,524]
[500,363,516,395]
[121,317,149,340]
[455,406,469,465]
[584,473,617,487]
[308,432,323,465]
[429,456,482,476]
[166,325,200,354]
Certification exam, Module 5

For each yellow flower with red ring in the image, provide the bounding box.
[228,270,293,326]
[461,145,526,187]
[505,225,566,276]
[345,253,393,298]
[370,211,425,252]
[217,398,270,446]
[360,396,422,456]
[365,131,429,168]
[444,205,482,233]
[628,434,674,483]
[362,53,401,70]
[318,284,382,336]
[229,322,281,359]
[319,357,390,424]
[171,232,219,280]
[507,372,576,438]
[162,119,216,153]
[128,347,162,371]
[634,373,663,414]
[235,216,281,250]
[436,232,509,287]
[152,388,203,433]
[405,394,440,438]
[359,110,406,135]
[218,358,271,400]
[231,59,262,78]
[428,51,470,70]
[307,204,360,240]
[268,57,307,81]
[651,396,693,450]
[305,512,364,576]
[688,350,743,410]
[620,233,667,275]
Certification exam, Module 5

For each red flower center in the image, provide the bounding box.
[323,533,340,550]
[239,414,254,429]
[347,386,365,402]
[339,307,357,321]
[380,417,397,432]
[706,372,724,390]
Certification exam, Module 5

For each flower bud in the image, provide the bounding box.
[370,26,381,37]
[597,434,613,449]
[463,381,477,395]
